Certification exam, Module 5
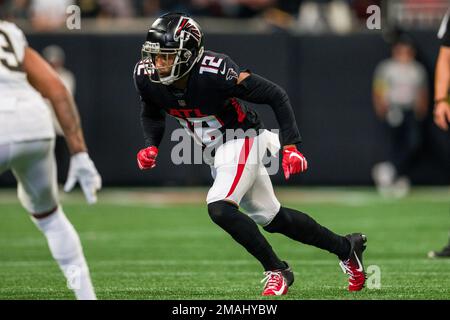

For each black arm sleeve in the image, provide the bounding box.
[133,61,166,148]
[230,73,302,146]
[140,98,166,148]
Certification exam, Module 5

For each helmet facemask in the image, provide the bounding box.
[142,30,203,85]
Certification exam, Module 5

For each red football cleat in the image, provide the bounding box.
[339,233,367,292]
[261,271,288,296]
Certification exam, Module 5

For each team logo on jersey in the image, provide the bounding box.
[174,17,201,45]
[226,68,238,81]
[136,58,156,76]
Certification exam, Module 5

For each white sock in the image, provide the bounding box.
[32,207,97,300]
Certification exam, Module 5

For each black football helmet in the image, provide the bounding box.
[142,13,204,85]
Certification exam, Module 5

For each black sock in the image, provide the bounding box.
[208,200,285,271]
[263,207,351,260]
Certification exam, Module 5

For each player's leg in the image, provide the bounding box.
[385,118,415,198]
[10,139,96,300]
[392,112,423,196]
[264,205,367,290]
[241,165,367,291]
[207,137,291,295]
[240,165,350,259]
[207,200,286,271]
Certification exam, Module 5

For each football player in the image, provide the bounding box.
[428,9,450,258]
[0,20,101,299]
[133,13,367,295]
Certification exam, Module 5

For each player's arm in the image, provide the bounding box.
[236,72,301,148]
[234,71,307,179]
[140,99,166,148]
[434,46,450,130]
[415,84,428,120]
[24,47,86,154]
[23,47,101,203]
[133,61,166,170]
[372,64,388,120]
[136,98,166,170]
[372,79,388,119]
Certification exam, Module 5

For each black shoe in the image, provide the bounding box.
[339,233,367,291]
[428,244,450,258]
[280,261,294,287]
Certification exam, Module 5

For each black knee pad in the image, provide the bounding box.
[207,200,237,225]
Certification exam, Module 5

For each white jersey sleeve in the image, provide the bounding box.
[0,20,54,144]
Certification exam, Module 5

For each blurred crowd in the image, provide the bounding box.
[0,0,381,19]
[0,0,383,32]
[1,0,447,33]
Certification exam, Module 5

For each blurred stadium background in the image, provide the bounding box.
[0,0,449,186]
[0,0,450,299]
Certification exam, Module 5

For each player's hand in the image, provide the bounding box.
[137,146,158,170]
[282,145,308,180]
[434,101,450,131]
[64,152,102,204]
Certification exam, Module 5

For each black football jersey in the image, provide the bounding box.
[133,50,263,147]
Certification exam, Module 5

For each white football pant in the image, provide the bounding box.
[207,130,282,226]
[0,139,58,213]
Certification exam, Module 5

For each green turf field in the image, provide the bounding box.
[0,187,449,300]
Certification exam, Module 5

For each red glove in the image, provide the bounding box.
[137,146,158,170]
[282,146,308,180]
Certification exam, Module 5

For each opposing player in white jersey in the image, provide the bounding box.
[0,20,101,299]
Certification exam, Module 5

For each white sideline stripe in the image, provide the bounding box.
[0,187,448,206]
[1,259,449,267]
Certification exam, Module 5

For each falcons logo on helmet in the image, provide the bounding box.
[174,17,201,45]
